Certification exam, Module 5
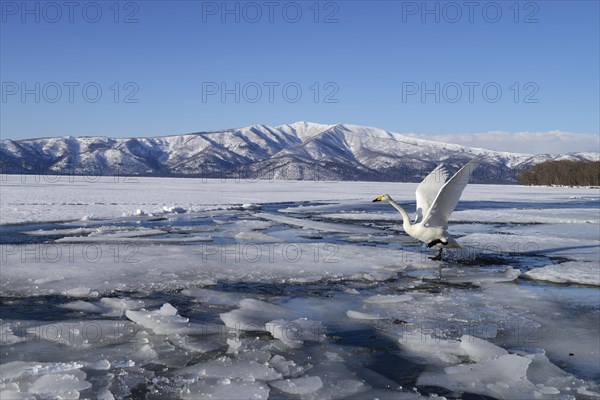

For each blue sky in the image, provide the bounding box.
[1,1,599,152]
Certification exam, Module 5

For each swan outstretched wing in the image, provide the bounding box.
[422,158,480,227]
[414,164,449,223]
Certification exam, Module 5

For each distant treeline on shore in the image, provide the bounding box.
[518,160,600,187]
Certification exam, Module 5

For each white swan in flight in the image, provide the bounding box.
[373,158,480,260]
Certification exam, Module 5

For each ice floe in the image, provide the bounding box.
[524,261,600,286]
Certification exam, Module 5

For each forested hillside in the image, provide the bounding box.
[518,160,600,186]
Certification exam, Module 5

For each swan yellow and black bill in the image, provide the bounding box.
[372,195,383,202]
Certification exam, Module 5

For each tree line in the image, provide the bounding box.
[518,160,600,187]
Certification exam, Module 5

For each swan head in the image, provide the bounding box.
[372,194,390,202]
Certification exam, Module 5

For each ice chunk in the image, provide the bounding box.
[302,361,370,400]
[0,388,30,399]
[265,318,325,347]
[162,206,187,214]
[289,275,324,283]
[33,276,64,284]
[437,266,521,285]
[171,334,223,354]
[269,355,309,378]
[56,231,213,243]
[113,360,135,368]
[459,335,508,362]
[226,335,243,354]
[100,297,147,311]
[182,378,270,400]
[24,227,96,236]
[346,310,384,320]
[257,213,374,233]
[58,300,107,313]
[399,332,467,365]
[0,322,26,345]
[133,344,159,361]
[524,261,600,286]
[349,271,395,282]
[229,219,272,230]
[578,387,600,397]
[0,362,91,400]
[63,287,99,297]
[126,303,205,335]
[105,365,154,398]
[98,388,116,400]
[364,294,413,304]
[417,354,536,399]
[87,359,111,370]
[180,357,282,381]
[270,376,323,394]
[234,231,282,242]
[522,352,598,397]
[159,303,177,316]
[0,361,83,381]
[28,373,92,399]
[343,388,432,399]
[220,299,288,332]
[225,338,272,363]
[181,288,242,306]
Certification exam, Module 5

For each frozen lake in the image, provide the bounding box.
[1,175,599,399]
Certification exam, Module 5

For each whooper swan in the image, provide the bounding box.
[373,158,480,260]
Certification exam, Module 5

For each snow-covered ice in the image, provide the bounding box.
[524,261,600,286]
[1,176,599,399]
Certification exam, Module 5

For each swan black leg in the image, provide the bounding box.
[429,247,443,261]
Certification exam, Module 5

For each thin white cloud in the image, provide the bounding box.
[409,131,600,155]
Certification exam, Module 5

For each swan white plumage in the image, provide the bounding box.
[373,158,480,260]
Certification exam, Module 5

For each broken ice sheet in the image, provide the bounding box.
[0,361,92,400]
[415,335,600,399]
[1,181,599,398]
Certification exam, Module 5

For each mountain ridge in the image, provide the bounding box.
[2,122,598,183]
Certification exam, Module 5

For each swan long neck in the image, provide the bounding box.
[386,197,412,230]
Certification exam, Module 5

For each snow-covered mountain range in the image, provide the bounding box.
[2,122,598,183]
